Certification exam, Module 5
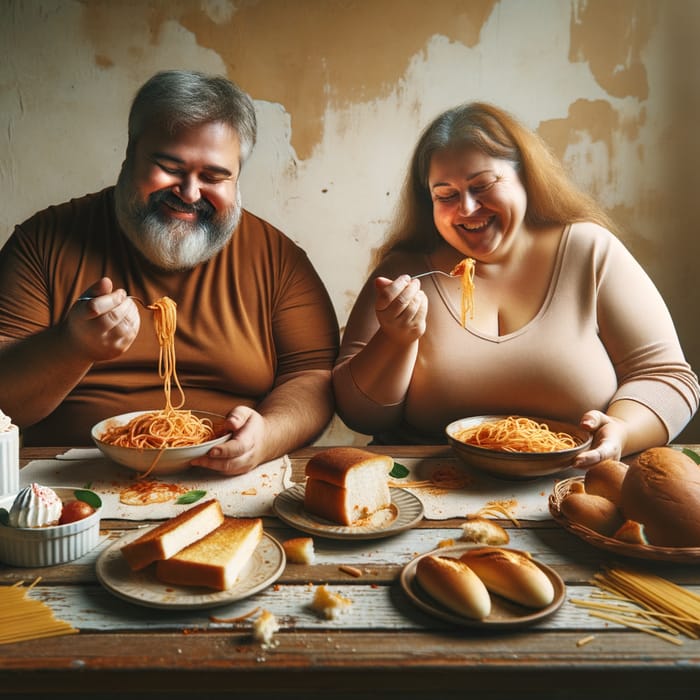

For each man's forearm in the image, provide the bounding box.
[256,369,334,459]
[0,329,92,427]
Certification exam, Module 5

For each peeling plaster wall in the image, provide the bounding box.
[1,0,699,443]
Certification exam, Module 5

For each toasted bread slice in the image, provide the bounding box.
[155,517,263,590]
[120,499,224,571]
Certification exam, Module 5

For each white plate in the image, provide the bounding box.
[95,526,285,610]
[272,484,424,540]
[400,544,566,629]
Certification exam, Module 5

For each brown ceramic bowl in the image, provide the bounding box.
[445,414,592,480]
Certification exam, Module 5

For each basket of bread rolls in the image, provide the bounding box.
[548,446,700,562]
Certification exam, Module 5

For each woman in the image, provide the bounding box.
[333,103,698,467]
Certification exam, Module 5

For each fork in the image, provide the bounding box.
[77,294,148,307]
[411,270,457,280]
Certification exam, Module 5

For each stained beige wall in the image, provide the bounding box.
[2,0,699,443]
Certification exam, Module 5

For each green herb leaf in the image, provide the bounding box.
[682,448,700,464]
[390,461,409,479]
[176,490,207,505]
[0,508,9,526]
[74,489,102,508]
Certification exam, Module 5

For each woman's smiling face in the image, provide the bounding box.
[428,144,527,263]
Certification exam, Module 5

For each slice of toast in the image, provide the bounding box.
[120,499,224,571]
[155,517,263,590]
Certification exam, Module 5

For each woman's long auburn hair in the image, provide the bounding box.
[374,102,615,267]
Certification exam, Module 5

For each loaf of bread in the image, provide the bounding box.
[304,447,392,525]
[584,459,628,506]
[155,517,263,590]
[619,447,700,547]
[415,555,491,620]
[559,491,624,536]
[459,547,555,609]
[120,499,225,571]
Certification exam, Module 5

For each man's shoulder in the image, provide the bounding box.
[18,187,115,228]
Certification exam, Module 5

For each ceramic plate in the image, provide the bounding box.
[272,484,424,540]
[400,544,566,629]
[95,526,285,610]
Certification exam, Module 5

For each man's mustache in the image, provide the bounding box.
[150,190,215,218]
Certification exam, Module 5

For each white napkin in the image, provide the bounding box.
[19,452,293,520]
[392,456,580,520]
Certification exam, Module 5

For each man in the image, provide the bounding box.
[0,70,339,475]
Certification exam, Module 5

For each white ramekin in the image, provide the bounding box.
[0,487,102,567]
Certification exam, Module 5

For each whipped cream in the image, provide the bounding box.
[0,409,13,433]
[8,483,63,528]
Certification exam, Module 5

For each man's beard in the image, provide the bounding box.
[114,169,241,271]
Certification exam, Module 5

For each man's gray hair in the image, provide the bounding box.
[127,70,257,163]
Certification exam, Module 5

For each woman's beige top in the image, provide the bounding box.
[333,224,699,444]
[0,188,339,445]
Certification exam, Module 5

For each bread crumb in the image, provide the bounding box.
[438,538,456,548]
[241,488,257,496]
[311,584,353,619]
[253,609,280,648]
[283,537,315,564]
[338,565,362,577]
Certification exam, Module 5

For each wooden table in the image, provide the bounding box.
[2,445,700,700]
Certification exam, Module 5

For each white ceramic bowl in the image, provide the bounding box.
[446,414,593,480]
[91,410,231,475]
[0,487,102,567]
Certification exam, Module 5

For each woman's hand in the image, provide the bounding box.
[572,410,628,468]
[374,275,427,345]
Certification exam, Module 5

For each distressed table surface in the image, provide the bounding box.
[2,445,699,700]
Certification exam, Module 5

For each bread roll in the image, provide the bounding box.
[459,548,555,609]
[619,447,700,546]
[584,459,628,506]
[559,492,624,536]
[460,517,510,546]
[415,555,491,620]
[304,447,392,525]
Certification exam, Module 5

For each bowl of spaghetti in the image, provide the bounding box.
[445,415,592,480]
[91,410,231,476]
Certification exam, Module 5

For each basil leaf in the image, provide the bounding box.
[0,508,9,526]
[176,490,206,505]
[74,489,102,508]
[682,448,700,464]
[390,461,409,479]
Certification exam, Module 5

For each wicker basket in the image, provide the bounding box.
[548,476,700,563]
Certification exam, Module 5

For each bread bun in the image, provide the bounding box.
[460,517,510,546]
[619,447,700,546]
[459,548,555,609]
[415,555,491,620]
[559,492,624,536]
[584,459,628,506]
